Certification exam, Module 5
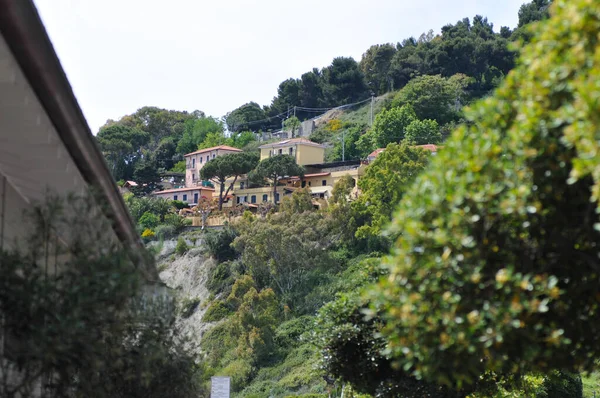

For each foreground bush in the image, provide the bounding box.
[370,0,600,387]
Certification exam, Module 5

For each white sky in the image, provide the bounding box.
[33,0,524,134]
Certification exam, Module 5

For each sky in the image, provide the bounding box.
[33,0,525,134]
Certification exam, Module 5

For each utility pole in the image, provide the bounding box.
[370,95,375,126]
[342,130,345,162]
[293,106,296,118]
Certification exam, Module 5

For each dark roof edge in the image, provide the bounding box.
[0,0,157,280]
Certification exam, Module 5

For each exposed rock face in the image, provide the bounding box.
[156,238,215,354]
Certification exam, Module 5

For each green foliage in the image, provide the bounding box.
[226,102,268,132]
[392,74,470,125]
[360,43,397,95]
[170,160,186,172]
[284,116,301,137]
[139,211,160,230]
[252,155,304,204]
[171,199,188,210]
[176,116,223,155]
[232,211,335,311]
[0,193,202,397]
[279,188,314,214]
[207,261,235,295]
[204,226,239,262]
[198,131,231,150]
[404,118,442,145]
[200,152,259,210]
[358,104,417,152]
[541,371,583,398]
[175,237,189,256]
[96,124,150,181]
[154,224,176,240]
[370,0,600,388]
[203,300,232,322]
[179,296,201,318]
[330,124,368,161]
[354,143,430,243]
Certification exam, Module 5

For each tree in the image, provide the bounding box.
[370,0,600,388]
[518,0,551,27]
[353,143,430,244]
[200,152,259,210]
[176,117,223,155]
[370,104,418,148]
[197,131,232,150]
[96,124,149,181]
[331,124,367,161]
[283,116,301,138]
[360,44,397,95]
[230,131,256,149]
[251,155,304,204]
[132,155,161,195]
[193,196,215,229]
[225,102,267,132]
[392,74,470,124]
[322,57,369,106]
[404,119,442,145]
[279,188,314,214]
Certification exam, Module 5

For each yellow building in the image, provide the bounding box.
[259,138,325,166]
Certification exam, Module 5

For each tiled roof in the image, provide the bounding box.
[184,145,242,157]
[259,138,326,149]
[154,186,215,194]
[416,144,441,152]
[368,148,385,158]
[288,172,330,180]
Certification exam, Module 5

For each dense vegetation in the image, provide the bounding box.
[104,0,600,396]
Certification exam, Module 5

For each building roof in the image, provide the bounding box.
[0,0,157,280]
[368,148,386,159]
[259,138,326,149]
[125,180,138,187]
[288,172,330,180]
[154,186,215,194]
[416,144,442,152]
[185,145,242,157]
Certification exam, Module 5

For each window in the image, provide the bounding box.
[237,197,240,204]
[301,181,306,188]
[269,150,272,157]
[262,194,268,202]
[240,182,245,189]
[308,181,312,187]
[289,147,293,155]
[192,158,195,168]
[351,178,356,187]
[183,194,188,201]
[174,195,178,201]
[275,192,280,202]
[322,180,327,186]
[212,154,216,159]
[251,195,256,204]
[200,156,203,163]
[192,174,196,180]
[194,193,199,203]
[278,149,282,155]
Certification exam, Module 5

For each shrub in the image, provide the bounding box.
[139,211,160,230]
[154,224,176,240]
[207,261,234,295]
[202,300,232,322]
[141,228,155,242]
[171,200,188,210]
[371,0,600,387]
[204,226,238,262]
[541,371,583,398]
[175,237,188,256]
[179,297,201,318]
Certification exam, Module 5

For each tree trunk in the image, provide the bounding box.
[218,181,225,211]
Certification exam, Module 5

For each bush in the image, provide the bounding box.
[207,261,234,295]
[154,224,176,240]
[202,300,232,322]
[141,228,155,242]
[541,371,583,398]
[204,226,238,262]
[371,0,600,387]
[171,200,188,210]
[175,237,188,256]
[179,297,201,318]
[139,211,160,230]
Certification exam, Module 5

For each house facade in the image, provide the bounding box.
[258,138,326,166]
[152,186,215,205]
[184,145,242,187]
